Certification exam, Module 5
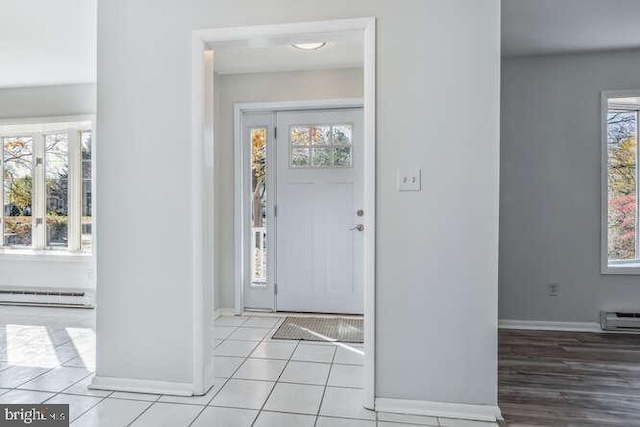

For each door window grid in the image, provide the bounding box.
[289,123,353,168]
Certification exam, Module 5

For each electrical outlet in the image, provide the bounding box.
[547,282,559,297]
[397,169,421,192]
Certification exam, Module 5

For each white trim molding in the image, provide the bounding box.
[499,319,601,332]
[375,398,502,423]
[89,376,196,396]
[193,16,377,409]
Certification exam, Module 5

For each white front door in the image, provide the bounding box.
[276,108,364,314]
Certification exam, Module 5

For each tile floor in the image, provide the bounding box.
[0,307,499,426]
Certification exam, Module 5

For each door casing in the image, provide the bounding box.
[192,17,376,408]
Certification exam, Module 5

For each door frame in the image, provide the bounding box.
[191,17,376,408]
[235,100,365,314]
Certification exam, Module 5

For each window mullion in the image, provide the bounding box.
[33,133,46,249]
[68,129,81,251]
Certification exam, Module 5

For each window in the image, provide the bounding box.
[251,127,267,285]
[290,124,353,168]
[604,94,640,271]
[0,120,93,253]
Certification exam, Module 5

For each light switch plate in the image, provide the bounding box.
[397,169,421,191]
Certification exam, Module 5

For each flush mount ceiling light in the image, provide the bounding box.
[291,42,327,50]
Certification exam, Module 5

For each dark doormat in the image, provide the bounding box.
[272,316,364,343]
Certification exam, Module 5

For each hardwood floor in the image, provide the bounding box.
[499,329,640,426]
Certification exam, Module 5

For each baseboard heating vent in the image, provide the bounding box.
[600,311,640,332]
[0,288,93,308]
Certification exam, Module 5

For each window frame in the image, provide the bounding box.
[0,115,94,258]
[601,90,640,274]
[288,122,354,169]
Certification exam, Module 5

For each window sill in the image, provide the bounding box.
[603,262,640,275]
[0,249,92,262]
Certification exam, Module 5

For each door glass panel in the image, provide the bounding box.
[251,128,267,285]
[3,136,34,246]
[290,123,353,168]
[45,133,69,248]
[290,126,310,145]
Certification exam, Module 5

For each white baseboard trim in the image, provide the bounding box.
[375,398,501,422]
[89,375,194,396]
[499,319,601,332]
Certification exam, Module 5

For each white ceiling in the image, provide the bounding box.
[210,31,363,75]
[0,0,96,88]
[3,1,640,87]
[503,0,640,57]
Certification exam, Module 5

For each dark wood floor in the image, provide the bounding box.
[499,329,640,426]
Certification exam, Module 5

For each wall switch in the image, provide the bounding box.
[397,169,421,192]
[547,282,559,297]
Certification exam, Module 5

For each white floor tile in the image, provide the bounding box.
[18,366,91,392]
[316,416,376,426]
[333,346,364,366]
[71,397,151,426]
[253,411,316,427]
[291,343,336,363]
[378,411,439,425]
[212,356,244,378]
[280,361,330,385]
[214,340,258,358]
[0,366,50,388]
[110,391,160,401]
[263,382,324,415]
[214,316,249,327]
[250,341,297,360]
[45,394,103,421]
[61,375,111,397]
[0,389,54,404]
[233,358,286,381]
[243,317,282,328]
[319,387,375,420]
[227,327,271,341]
[328,364,363,389]
[129,402,202,426]
[191,406,257,426]
[210,379,274,409]
[437,418,499,427]
[213,326,237,339]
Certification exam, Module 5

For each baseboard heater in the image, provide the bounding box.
[600,311,640,332]
[0,288,94,308]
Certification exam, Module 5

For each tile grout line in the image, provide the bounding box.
[249,333,301,427]
[314,341,338,427]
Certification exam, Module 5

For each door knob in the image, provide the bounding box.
[350,224,364,232]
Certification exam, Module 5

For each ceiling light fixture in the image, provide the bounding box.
[292,42,327,50]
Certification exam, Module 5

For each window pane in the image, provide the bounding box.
[81,131,92,251]
[312,148,331,167]
[45,133,69,248]
[332,125,352,145]
[291,126,310,145]
[333,146,352,167]
[311,126,330,145]
[251,128,267,284]
[3,136,33,246]
[607,110,638,261]
[291,147,310,167]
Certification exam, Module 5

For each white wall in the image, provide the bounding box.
[500,49,640,323]
[0,83,96,292]
[97,0,500,408]
[215,68,364,309]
